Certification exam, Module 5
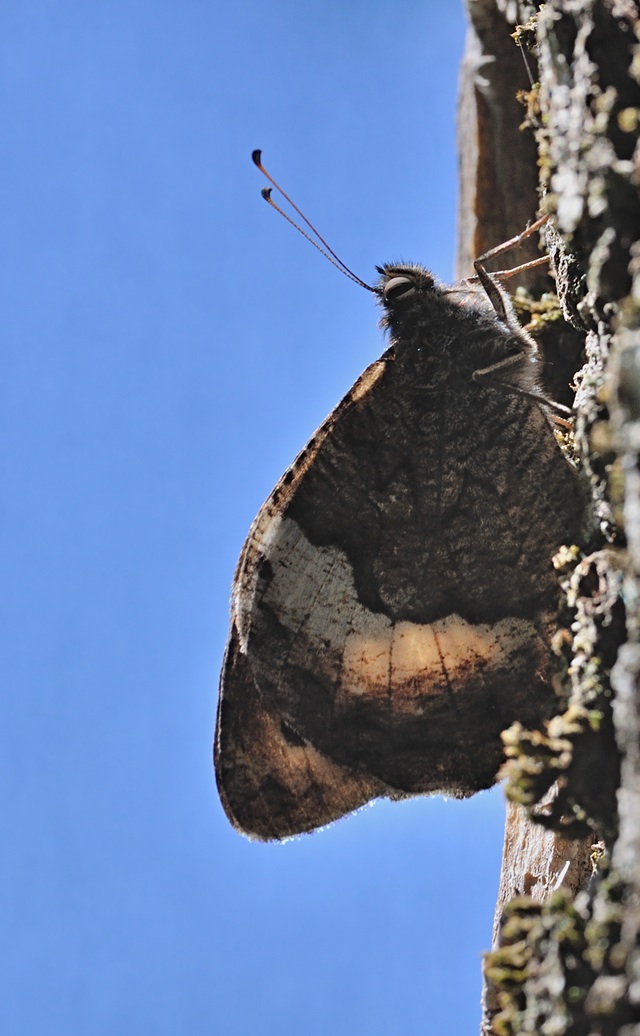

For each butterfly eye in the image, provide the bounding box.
[383,276,416,303]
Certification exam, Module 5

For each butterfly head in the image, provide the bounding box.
[376,263,438,331]
[377,263,435,301]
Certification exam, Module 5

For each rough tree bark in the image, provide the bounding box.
[457,1,640,1033]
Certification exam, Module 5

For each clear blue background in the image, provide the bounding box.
[1,3,507,1034]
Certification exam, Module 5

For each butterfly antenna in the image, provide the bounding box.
[252,150,376,293]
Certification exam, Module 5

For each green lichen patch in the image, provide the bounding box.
[501,549,623,843]
[485,890,594,1036]
[484,866,640,1036]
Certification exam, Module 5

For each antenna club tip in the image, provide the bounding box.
[261,187,272,201]
[251,149,262,167]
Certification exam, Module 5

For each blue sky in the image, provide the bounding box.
[1,3,508,1033]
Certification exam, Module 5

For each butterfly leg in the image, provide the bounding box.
[473,214,551,324]
[472,352,574,417]
[470,215,573,417]
[473,214,550,278]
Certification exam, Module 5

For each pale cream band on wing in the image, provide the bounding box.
[236,514,538,704]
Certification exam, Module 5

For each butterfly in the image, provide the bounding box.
[214,153,591,841]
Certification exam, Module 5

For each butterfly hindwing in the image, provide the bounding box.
[215,621,388,840]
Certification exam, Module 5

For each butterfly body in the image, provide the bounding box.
[215,264,590,840]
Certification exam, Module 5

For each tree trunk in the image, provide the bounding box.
[458,1,640,1032]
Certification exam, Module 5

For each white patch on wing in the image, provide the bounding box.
[233,359,390,650]
[237,516,538,703]
[233,507,284,649]
[234,513,538,700]
[263,518,355,636]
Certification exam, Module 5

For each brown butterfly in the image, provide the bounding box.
[214,153,591,841]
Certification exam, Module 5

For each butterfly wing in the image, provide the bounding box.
[216,322,585,838]
[215,620,390,840]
